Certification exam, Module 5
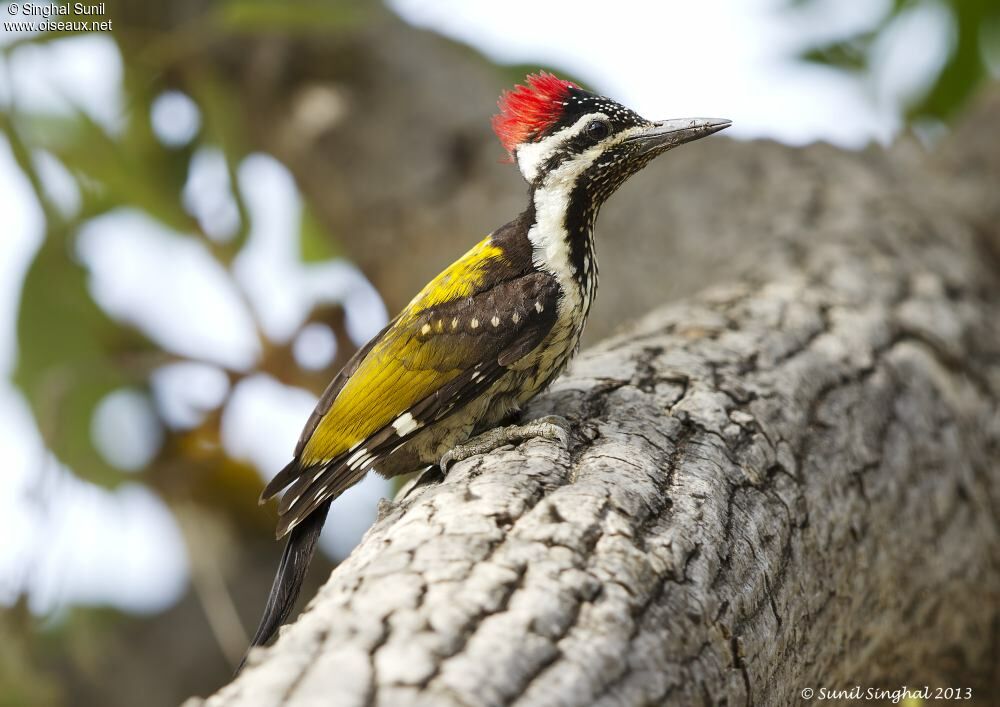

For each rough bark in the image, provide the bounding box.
[190,88,1000,706]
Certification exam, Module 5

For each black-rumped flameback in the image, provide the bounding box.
[241,72,730,666]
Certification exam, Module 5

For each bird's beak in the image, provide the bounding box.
[625,118,732,155]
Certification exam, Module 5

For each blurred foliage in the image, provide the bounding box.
[6,2,367,494]
[215,0,367,34]
[0,603,64,706]
[794,0,1000,124]
[300,203,342,262]
[14,230,157,487]
[1,0,373,704]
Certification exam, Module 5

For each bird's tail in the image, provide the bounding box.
[237,500,331,674]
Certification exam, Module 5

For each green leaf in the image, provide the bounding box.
[213,0,367,34]
[183,72,251,254]
[798,28,882,73]
[908,0,999,122]
[13,229,157,487]
[299,202,340,262]
[791,0,1000,126]
[32,108,195,234]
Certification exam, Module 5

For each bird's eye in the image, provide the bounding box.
[585,119,611,141]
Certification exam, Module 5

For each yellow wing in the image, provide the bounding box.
[261,260,561,537]
[301,235,505,465]
[260,234,561,537]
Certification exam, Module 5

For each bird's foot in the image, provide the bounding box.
[440,415,571,472]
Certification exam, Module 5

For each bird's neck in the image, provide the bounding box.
[525,178,599,312]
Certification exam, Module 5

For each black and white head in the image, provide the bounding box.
[493,72,731,207]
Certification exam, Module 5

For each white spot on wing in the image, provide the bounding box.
[392,412,421,436]
[347,447,368,465]
[346,447,370,470]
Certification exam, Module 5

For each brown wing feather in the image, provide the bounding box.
[270,272,561,537]
[260,319,398,503]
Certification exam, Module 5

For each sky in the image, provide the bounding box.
[0,0,955,616]
[390,0,952,147]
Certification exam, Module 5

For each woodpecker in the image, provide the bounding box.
[242,72,729,665]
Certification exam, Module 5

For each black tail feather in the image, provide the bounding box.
[236,500,331,674]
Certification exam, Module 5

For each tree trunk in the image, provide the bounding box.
[191,88,1000,706]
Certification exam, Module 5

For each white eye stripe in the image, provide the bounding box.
[517,112,646,184]
[515,113,613,183]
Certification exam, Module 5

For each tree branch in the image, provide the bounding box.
[193,103,1000,703]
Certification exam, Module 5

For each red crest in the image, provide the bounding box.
[492,72,578,157]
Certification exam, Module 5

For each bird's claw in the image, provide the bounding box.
[439,415,572,472]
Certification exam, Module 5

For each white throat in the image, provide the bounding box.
[525,154,600,319]
[517,113,629,316]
